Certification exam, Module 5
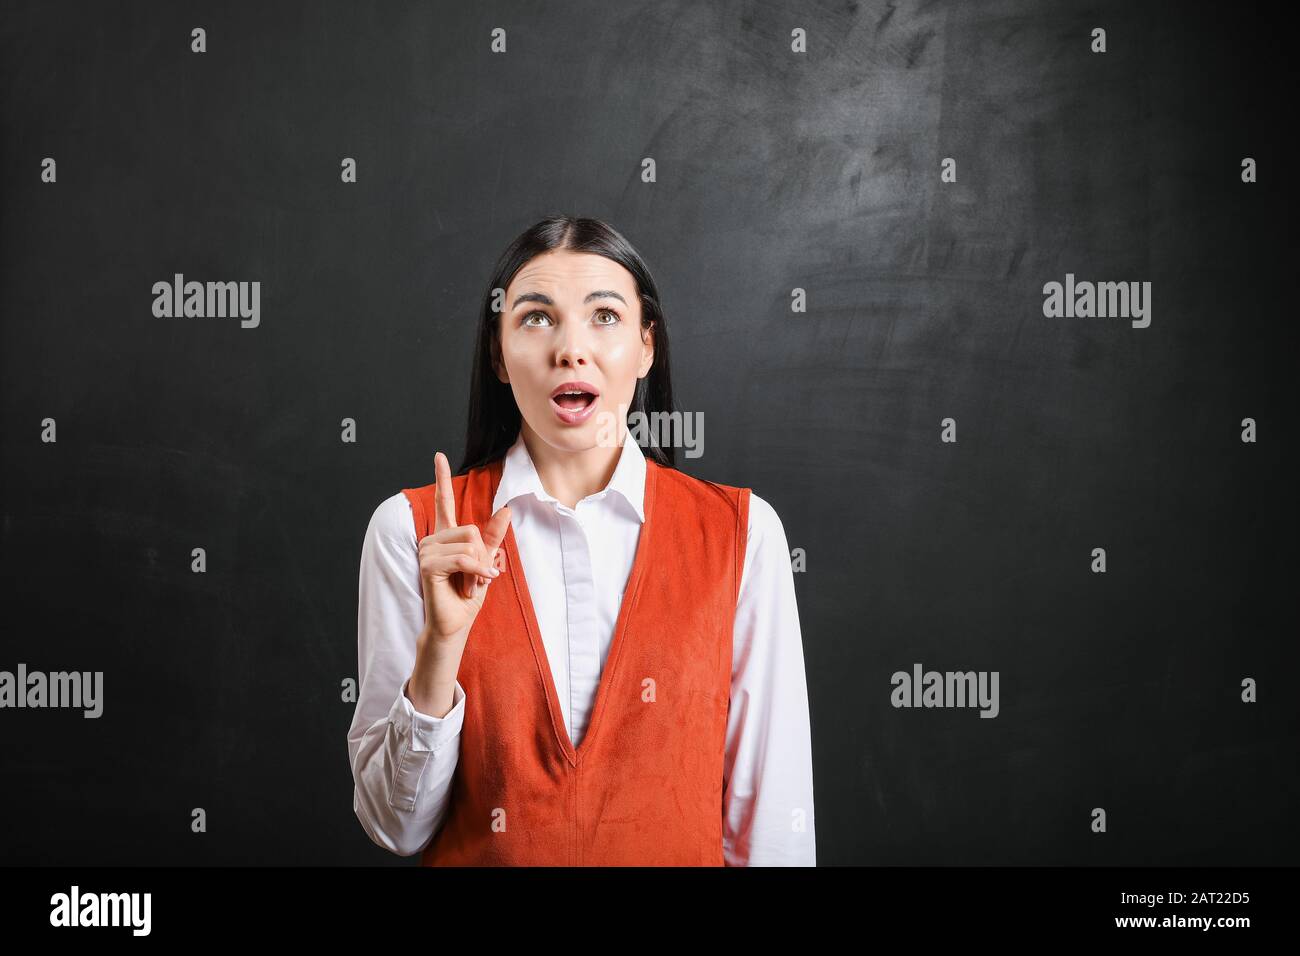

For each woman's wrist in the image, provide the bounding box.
[407,633,466,717]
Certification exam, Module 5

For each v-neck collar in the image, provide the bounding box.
[488,450,659,768]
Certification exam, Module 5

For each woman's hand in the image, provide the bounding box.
[418,451,512,646]
[407,451,511,717]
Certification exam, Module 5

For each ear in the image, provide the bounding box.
[492,337,510,384]
[637,320,655,377]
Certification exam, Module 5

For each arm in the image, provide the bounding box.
[722,492,817,866]
[347,492,466,857]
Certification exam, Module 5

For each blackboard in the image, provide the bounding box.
[0,0,1294,867]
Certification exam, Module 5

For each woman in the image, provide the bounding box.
[347,217,815,865]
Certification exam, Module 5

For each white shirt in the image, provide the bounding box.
[347,433,816,865]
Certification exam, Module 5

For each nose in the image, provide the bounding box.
[554,322,590,368]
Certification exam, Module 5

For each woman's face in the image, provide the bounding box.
[495,249,654,452]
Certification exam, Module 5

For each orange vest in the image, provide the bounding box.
[401,453,750,866]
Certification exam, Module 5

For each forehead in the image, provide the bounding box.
[505,250,635,300]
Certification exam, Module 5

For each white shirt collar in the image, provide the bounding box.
[492,431,647,523]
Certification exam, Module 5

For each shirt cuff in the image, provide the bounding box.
[389,678,466,753]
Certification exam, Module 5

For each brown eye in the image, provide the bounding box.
[522,311,551,327]
[595,309,620,325]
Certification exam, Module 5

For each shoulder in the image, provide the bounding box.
[650,464,792,546]
[652,461,749,522]
[367,491,417,545]
[745,491,787,545]
[651,464,786,525]
[736,491,795,601]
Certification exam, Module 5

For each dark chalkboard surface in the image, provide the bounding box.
[1,0,1294,866]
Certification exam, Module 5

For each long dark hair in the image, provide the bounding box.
[456,216,676,475]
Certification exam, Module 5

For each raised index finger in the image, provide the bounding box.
[434,451,457,532]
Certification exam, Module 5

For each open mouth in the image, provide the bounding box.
[551,390,597,410]
[549,383,601,424]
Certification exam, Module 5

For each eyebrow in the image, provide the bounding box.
[511,290,628,309]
